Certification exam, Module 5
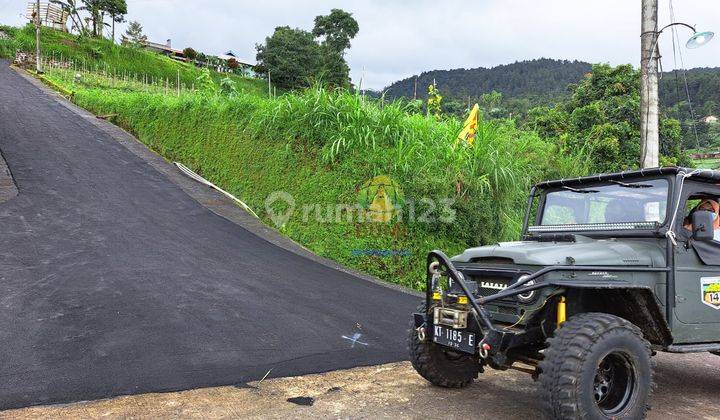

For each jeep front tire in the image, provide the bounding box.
[539,313,653,419]
[408,303,479,388]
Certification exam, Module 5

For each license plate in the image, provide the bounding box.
[432,325,476,354]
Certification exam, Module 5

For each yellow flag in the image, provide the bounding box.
[456,103,479,146]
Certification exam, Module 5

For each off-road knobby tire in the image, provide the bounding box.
[408,302,479,388]
[538,313,653,420]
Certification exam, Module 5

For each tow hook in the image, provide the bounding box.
[416,326,426,342]
[479,340,491,359]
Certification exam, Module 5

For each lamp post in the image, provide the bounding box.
[640,0,713,168]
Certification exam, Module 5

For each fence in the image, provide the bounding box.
[18,51,199,97]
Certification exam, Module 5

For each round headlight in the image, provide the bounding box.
[516,275,536,302]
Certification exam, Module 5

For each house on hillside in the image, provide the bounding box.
[702,115,719,124]
[122,37,188,62]
[217,50,256,76]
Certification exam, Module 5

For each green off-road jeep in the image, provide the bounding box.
[409,167,720,419]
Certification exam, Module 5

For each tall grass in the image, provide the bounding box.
[65,81,590,289]
[244,86,591,243]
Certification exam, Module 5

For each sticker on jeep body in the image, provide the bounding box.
[701,277,720,310]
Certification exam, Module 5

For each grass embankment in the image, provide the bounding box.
[0,25,267,95]
[694,158,720,169]
[5,27,590,289]
[55,76,587,289]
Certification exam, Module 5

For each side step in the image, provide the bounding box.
[665,343,720,353]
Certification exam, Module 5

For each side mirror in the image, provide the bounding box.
[692,210,716,241]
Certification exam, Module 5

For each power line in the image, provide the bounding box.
[669,0,701,150]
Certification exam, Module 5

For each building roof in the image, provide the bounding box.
[217,54,255,66]
[141,39,184,55]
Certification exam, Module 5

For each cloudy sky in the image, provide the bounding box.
[1,0,719,89]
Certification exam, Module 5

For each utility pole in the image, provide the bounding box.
[640,0,659,168]
[35,0,43,73]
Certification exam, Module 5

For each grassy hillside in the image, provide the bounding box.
[3,26,590,290]
[44,68,586,289]
[0,25,267,95]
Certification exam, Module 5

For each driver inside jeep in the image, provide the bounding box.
[683,198,720,241]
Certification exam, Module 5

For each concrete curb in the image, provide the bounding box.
[13,65,421,298]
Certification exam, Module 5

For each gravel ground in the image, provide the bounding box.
[4,351,719,419]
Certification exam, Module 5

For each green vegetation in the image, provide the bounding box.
[384,59,720,151]
[693,157,720,169]
[525,64,689,172]
[0,25,267,93]
[51,0,127,38]
[35,59,585,289]
[255,9,358,89]
[383,59,593,119]
[661,68,720,149]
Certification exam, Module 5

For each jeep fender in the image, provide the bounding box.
[547,280,672,346]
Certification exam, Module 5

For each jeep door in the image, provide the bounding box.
[673,185,720,343]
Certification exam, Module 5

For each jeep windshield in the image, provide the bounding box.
[529,178,669,232]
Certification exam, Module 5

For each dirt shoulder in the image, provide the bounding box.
[4,351,719,419]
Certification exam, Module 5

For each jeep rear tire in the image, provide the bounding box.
[539,313,653,420]
[408,303,479,388]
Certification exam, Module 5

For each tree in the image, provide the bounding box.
[256,26,322,89]
[102,0,127,42]
[183,47,198,61]
[312,9,359,55]
[256,11,360,90]
[79,0,104,37]
[525,63,689,172]
[318,46,350,88]
[227,58,239,70]
[124,20,146,46]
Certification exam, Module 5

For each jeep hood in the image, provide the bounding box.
[452,236,665,267]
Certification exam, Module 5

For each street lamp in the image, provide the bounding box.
[643,22,714,53]
[647,22,714,49]
[687,31,714,49]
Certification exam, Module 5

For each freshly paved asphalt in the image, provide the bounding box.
[0,63,419,409]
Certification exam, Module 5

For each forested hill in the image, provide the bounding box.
[384,58,720,118]
[384,58,592,100]
[660,67,720,116]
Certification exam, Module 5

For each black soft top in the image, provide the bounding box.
[534,167,720,189]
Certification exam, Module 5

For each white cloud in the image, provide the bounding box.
[1,0,718,89]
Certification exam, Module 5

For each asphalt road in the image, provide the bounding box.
[0,63,419,409]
